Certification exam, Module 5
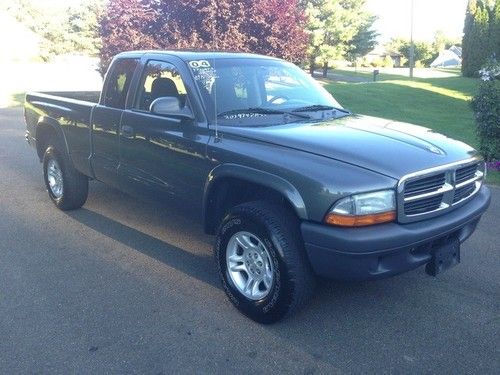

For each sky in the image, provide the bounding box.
[366,0,469,42]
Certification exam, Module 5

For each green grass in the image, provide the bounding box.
[329,68,413,82]
[324,70,500,185]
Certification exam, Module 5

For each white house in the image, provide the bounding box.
[430,46,462,68]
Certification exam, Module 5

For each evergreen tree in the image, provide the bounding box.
[345,15,379,65]
[491,0,500,59]
[301,0,376,76]
[462,0,497,77]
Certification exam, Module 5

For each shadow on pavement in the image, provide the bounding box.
[65,207,220,290]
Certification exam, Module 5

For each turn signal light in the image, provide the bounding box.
[324,211,396,227]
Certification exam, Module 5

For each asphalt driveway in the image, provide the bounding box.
[0,107,498,374]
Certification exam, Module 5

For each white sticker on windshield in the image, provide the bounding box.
[189,60,211,69]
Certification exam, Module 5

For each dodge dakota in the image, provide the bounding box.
[25,51,491,323]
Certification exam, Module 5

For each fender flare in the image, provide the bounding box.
[203,163,308,232]
[35,116,71,160]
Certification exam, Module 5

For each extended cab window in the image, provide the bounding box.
[103,58,139,109]
[136,60,188,111]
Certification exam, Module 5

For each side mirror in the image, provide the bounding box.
[149,96,194,120]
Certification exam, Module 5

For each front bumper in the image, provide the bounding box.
[301,185,491,281]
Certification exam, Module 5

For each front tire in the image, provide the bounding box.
[215,201,315,323]
[43,145,88,210]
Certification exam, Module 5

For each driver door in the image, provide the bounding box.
[118,59,211,206]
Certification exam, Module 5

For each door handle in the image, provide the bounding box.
[121,125,135,138]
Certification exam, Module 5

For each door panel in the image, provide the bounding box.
[117,59,212,210]
[118,111,211,209]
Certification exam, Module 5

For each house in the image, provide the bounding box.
[430,46,462,68]
[364,47,403,67]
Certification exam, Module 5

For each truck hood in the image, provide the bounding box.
[220,115,479,179]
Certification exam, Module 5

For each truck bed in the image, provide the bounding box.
[31,91,101,103]
[24,90,101,178]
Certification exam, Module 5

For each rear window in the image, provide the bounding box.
[103,58,139,109]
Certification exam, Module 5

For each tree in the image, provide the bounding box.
[385,38,434,67]
[98,0,308,74]
[98,0,160,72]
[3,0,103,60]
[247,0,309,62]
[301,0,376,76]
[462,0,498,77]
[490,0,500,59]
[66,0,104,55]
[432,30,461,52]
[345,15,378,66]
[399,41,434,67]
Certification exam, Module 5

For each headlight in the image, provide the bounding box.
[324,190,396,227]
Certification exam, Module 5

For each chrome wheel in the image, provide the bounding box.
[226,231,274,300]
[47,158,63,198]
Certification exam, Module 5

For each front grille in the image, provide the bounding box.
[456,164,478,185]
[398,159,484,223]
[404,173,446,197]
[453,184,475,203]
[405,194,443,215]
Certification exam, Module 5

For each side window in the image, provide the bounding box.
[103,58,139,109]
[136,60,188,111]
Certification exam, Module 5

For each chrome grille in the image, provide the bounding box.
[453,184,475,203]
[404,194,444,215]
[455,164,478,185]
[397,158,484,223]
[404,173,446,198]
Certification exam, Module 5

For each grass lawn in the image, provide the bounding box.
[324,69,499,185]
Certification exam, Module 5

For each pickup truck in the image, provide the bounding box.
[25,51,491,323]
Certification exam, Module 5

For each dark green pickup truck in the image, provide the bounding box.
[25,51,491,323]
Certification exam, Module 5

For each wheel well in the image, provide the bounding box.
[36,124,58,160]
[204,177,299,234]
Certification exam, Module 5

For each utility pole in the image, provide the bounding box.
[409,0,415,78]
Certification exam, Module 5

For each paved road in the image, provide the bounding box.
[0,107,498,374]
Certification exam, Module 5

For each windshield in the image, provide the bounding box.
[188,58,345,126]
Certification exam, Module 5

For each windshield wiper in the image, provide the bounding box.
[218,107,310,119]
[292,104,350,114]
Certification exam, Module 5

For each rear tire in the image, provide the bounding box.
[215,201,315,323]
[42,145,88,210]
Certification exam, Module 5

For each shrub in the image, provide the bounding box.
[470,59,500,161]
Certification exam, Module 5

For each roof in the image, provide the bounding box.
[115,50,280,62]
[449,45,462,58]
[430,49,461,67]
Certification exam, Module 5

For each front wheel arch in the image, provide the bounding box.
[203,164,308,234]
